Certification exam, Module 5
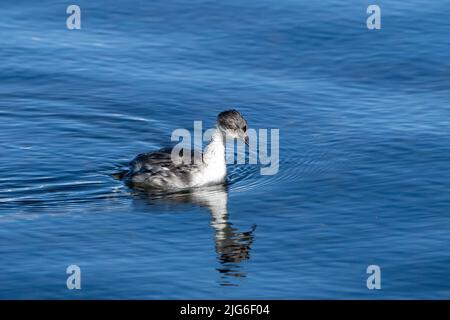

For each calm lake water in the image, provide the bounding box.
[1,0,450,299]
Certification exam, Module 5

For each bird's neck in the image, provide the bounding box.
[203,128,225,166]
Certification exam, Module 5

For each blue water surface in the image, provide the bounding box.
[1,0,450,298]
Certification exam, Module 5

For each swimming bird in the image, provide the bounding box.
[123,110,248,190]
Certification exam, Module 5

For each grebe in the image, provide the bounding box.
[123,110,248,190]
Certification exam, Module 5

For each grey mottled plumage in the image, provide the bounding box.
[122,109,248,190]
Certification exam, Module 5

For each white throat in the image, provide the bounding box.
[203,128,225,165]
[191,128,227,187]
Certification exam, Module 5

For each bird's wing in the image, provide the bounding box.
[126,147,200,189]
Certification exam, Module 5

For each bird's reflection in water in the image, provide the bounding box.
[132,185,256,286]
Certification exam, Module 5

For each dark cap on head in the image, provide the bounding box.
[217,109,247,131]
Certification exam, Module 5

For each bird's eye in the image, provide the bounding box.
[243,125,247,132]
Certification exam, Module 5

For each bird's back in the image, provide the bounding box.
[124,147,197,190]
